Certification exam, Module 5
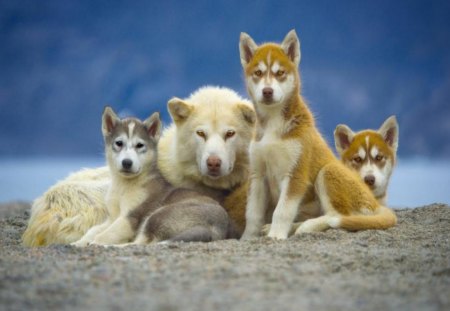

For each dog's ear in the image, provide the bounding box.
[167,97,193,124]
[144,112,162,142]
[237,103,256,125]
[239,32,258,67]
[379,115,399,153]
[102,106,120,136]
[334,124,355,155]
[281,29,301,66]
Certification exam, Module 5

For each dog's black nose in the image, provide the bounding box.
[364,175,375,186]
[122,159,133,170]
[262,87,274,99]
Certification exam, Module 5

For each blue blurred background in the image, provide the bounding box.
[1,0,449,205]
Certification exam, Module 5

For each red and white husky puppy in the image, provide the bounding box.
[239,30,397,239]
[334,116,399,205]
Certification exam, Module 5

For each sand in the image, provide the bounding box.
[0,202,449,311]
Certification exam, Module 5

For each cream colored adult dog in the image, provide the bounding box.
[22,86,255,246]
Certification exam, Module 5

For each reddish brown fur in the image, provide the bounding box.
[342,130,395,170]
[238,30,397,237]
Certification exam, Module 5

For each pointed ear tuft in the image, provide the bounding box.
[281,29,301,66]
[102,106,120,136]
[237,103,256,125]
[167,98,193,124]
[144,112,162,142]
[379,115,399,152]
[334,124,355,155]
[239,32,258,67]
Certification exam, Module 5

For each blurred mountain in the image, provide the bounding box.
[1,0,449,158]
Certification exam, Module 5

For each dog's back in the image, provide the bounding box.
[131,186,240,243]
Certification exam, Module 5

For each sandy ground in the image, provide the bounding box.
[0,202,449,311]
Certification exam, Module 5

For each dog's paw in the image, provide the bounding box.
[90,238,113,247]
[240,229,260,240]
[295,219,320,233]
[267,230,288,240]
[267,222,290,240]
[71,240,89,247]
[157,240,171,246]
[327,216,341,228]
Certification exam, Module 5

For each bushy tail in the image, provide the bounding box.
[328,206,397,231]
[22,179,109,247]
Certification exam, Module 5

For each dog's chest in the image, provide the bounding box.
[250,123,302,199]
[107,182,149,216]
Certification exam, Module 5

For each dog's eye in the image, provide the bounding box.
[115,141,123,148]
[225,130,235,139]
[196,130,206,139]
[276,70,285,77]
[254,70,263,77]
[136,143,145,149]
[375,155,384,161]
[353,156,362,163]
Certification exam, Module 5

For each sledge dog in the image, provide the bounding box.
[158,86,255,192]
[73,107,237,247]
[334,116,399,205]
[22,86,254,246]
[262,116,399,236]
[239,30,397,239]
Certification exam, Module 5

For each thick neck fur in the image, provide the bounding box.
[254,91,314,140]
[109,160,170,202]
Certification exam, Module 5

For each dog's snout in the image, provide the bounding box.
[122,159,133,170]
[364,175,375,187]
[207,156,222,170]
[262,87,274,99]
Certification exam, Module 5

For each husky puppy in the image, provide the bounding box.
[73,107,237,247]
[334,116,399,205]
[239,30,397,239]
[261,116,399,236]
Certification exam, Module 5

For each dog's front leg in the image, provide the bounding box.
[241,176,267,239]
[91,216,134,246]
[268,177,302,240]
[71,220,112,247]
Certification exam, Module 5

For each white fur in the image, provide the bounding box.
[22,167,110,246]
[297,215,332,233]
[359,158,393,199]
[258,62,267,72]
[197,131,236,178]
[296,168,334,234]
[242,174,267,238]
[242,110,302,239]
[358,147,366,161]
[22,86,255,246]
[160,86,254,190]
[370,145,378,159]
[271,62,280,74]
[247,62,295,106]
[268,178,302,239]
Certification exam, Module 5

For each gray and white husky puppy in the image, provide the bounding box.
[72,106,238,247]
